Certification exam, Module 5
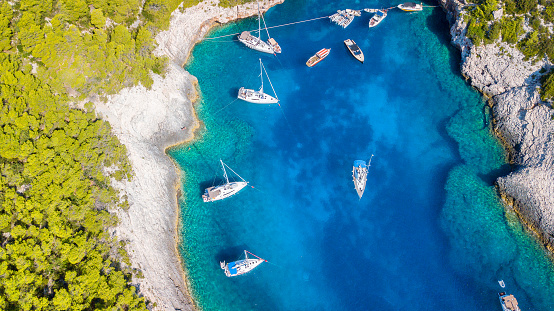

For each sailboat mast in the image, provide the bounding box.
[259,58,263,92]
[220,159,229,184]
[257,3,261,40]
[260,6,271,39]
[260,60,278,100]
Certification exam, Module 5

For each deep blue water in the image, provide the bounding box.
[170,0,554,310]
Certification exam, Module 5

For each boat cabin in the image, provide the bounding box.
[501,294,519,311]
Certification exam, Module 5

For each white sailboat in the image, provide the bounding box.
[202,160,248,202]
[238,59,279,104]
[352,154,373,199]
[238,3,281,54]
[220,250,266,277]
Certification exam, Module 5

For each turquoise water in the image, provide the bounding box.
[170,0,554,310]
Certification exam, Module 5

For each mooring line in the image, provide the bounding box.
[202,15,330,41]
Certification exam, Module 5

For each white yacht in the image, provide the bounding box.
[352,155,373,199]
[220,250,266,277]
[238,4,281,54]
[202,160,248,202]
[397,2,423,11]
[238,59,279,104]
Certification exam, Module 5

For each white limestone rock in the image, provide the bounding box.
[461,43,546,97]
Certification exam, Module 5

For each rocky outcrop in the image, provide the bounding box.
[494,88,554,247]
[94,0,283,310]
[439,0,554,247]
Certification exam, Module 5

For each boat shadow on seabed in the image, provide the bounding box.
[215,245,251,263]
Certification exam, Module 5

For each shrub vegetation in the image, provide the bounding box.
[463,0,554,101]
[0,0,194,309]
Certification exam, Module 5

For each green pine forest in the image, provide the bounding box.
[0,0,254,309]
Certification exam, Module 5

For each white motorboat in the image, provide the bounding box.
[397,2,423,11]
[369,9,387,28]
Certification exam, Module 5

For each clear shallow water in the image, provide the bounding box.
[170,0,554,310]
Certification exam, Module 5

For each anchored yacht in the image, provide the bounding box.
[220,250,266,277]
[202,160,248,202]
[238,59,279,104]
[352,155,373,199]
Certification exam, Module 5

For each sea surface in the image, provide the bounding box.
[170,0,554,310]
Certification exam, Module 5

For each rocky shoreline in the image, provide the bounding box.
[95,0,283,309]
[439,0,554,250]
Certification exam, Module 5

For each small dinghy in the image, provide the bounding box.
[397,2,423,11]
[306,48,331,67]
[369,9,387,28]
[220,250,266,277]
[344,39,364,63]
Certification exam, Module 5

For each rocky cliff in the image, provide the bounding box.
[439,0,554,249]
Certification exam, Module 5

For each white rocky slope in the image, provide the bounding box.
[95,0,283,309]
[440,0,554,247]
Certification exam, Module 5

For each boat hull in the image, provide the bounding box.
[238,31,275,54]
[352,160,368,199]
[202,181,248,202]
[344,39,364,63]
[498,293,521,311]
[397,3,423,11]
[399,7,422,11]
[238,87,279,104]
[221,258,264,277]
[306,48,330,67]
[369,10,387,28]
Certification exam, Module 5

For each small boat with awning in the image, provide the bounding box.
[306,48,331,67]
[499,292,521,311]
[344,39,364,63]
[397,2,423,11]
